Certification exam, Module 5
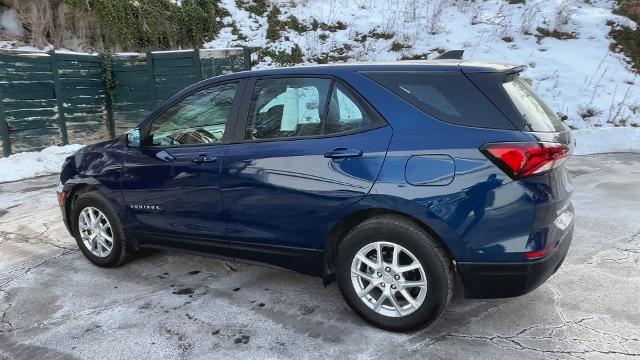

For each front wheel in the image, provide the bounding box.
[336,215,453,331]
[71,192,130,267]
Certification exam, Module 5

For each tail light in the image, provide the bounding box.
[525,241,558,259]
[480,142,571,179]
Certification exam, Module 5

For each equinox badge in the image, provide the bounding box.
[129,205,161,211]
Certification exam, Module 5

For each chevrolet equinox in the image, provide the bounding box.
[57,51,574,331]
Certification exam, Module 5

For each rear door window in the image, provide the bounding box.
[502,77,566,132]
[243,77,384,141]
[245,78,330,140]
[325,83,374,134]
[364,72,515,129]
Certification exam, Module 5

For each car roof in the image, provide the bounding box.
[200,59,524,84]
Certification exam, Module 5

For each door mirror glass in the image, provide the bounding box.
[127,129,141,148]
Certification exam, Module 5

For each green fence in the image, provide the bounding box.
[0,47,251,156]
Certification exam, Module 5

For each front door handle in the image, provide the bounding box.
[324,148,363,159]
[192,154,218,163]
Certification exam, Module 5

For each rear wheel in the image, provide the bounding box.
[336,215,453,331]
[71,192,130,267]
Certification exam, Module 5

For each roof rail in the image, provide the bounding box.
[434,50,464,60]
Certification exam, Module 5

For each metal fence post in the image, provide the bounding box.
[242,46,252,70]
[0,87,11,156]
[146,52,156,103]
[49,50,69,145]
[193,48,203,81]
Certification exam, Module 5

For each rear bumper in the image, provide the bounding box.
[457,224,573,299]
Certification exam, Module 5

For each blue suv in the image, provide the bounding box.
[57,52,574,331]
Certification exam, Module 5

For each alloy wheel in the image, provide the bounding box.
[350,241,428,317]
[78,206,114,257]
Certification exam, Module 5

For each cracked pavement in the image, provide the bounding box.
[0,153,639,359]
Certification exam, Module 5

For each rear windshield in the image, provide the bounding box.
[503,77,566,132]
[364,72,516,130]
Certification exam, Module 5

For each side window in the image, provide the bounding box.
[365,72,512,129]
[245,78,331,140]
[325,83,373,134]
[148,83,238,146]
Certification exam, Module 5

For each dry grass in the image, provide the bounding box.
[4,0,101,50]
[615,0,640,22]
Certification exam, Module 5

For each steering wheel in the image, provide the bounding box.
[171,129,217,145]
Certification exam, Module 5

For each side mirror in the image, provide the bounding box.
[127,129,141,148]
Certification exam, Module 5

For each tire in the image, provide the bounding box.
[336,215,453,331]
[71,192,130,268]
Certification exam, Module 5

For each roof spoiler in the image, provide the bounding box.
[506,65,527,74]
[434,50,464,60]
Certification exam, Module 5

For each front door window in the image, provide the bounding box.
[148,83,238,146]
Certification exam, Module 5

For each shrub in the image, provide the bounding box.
[235,0,268,16]
[266,7,310,41]
[609,25,640,72]
[579,106,602,119]
[261,44,304,66]
[231,22,248,41]
[390,41,412,51]
[400,53,429,60]
[266,6,282,41]
[7,0,227,51]
[613,0,640,23]
[285,15,309,33]
[535,27,578,43]
[319,21,347,32]
[311,44,353,64]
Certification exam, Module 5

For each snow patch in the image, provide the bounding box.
[573,127,640,155]
[0,9,22,36]
[0,145,83,183]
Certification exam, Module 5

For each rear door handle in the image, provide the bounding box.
[192,154,218,163]
[323,148,363,159]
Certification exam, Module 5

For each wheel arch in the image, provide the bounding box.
[62,178,122,234]
[321,207,455,284]
[64,183,98,229]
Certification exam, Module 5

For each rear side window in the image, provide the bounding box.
[364,72,515,129]
[325,83,373,134]
[502,78,566,132]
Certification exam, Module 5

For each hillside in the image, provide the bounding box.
[208,0,640,129]
[1,0,639,129]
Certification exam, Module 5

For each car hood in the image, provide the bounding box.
[77,136,125,154]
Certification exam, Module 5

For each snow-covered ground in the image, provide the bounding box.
[204,0,639,129]
[0,127,637,183]
[573,127,640,155]
[0,144,83,183]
